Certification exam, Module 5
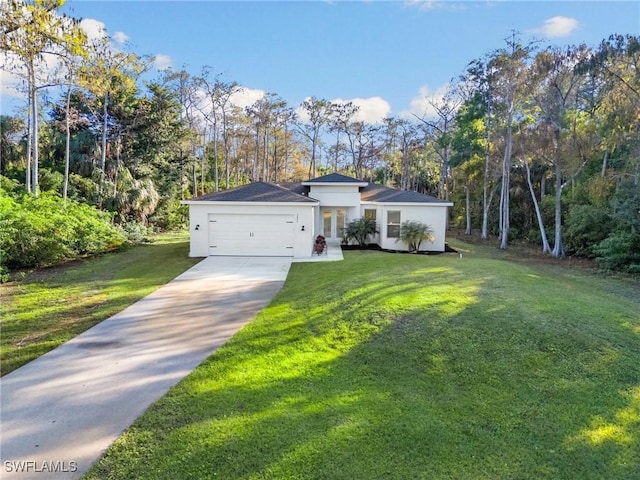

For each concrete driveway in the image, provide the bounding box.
[0,256,292,479]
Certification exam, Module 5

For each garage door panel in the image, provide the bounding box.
[208,214,295,256]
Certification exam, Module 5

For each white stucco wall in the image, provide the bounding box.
[186,202,317,258]
[377,204,451,252]
[308,185,361,207]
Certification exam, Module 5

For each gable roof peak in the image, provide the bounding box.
[302,172,367,185]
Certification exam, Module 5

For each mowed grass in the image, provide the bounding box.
[0,231,200,375]
[85,241,640,480]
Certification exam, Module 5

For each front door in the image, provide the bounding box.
[321,208,346,240]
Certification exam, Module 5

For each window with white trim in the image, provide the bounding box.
[364,209,376,221]
[387,210,401,238]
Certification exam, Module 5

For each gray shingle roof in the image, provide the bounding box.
[277,182,306,195]
[360,183,449,203]
[189,181,317,203]
[303,173,364,183]
[187,178,449,205]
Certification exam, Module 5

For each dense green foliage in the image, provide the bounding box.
[0,232,199,375]
[563,180,640,272]
[0,190,126,270]
[398,220,435,252]
[84,246,640,479]
[342,217,379,246]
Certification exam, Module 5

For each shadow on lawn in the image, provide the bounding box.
[92,252,640,480]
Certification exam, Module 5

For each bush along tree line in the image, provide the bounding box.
[1,1,638,273]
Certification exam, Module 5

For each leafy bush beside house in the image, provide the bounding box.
[0,192,126,272]
[342,217,379,246]
[398,220,435,253]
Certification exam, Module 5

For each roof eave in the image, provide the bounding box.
[360,200,454,206]
[181,200,319,206]
[301,181,369,187]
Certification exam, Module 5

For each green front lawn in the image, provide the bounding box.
[85,242,640,479]
[0,232,200,375]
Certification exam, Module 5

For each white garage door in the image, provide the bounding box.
[208,213,295,256]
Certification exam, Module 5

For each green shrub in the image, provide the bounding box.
[149,197,188,230]
[398,220,435,253]
[0,193,126,269]
[121,221,153,244]
[594,231,640,274]
[342,217,379,246]
[37,168,64,194]
[0,175,23,195]
[0,265,10,283]
[565,204,613,257]
[592,180,640,274]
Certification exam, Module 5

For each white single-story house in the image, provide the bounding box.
[182,173,453,258]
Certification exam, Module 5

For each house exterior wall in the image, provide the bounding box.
[308,185,361,207]
[187,202,316,257]
[357,203,381,245]
[376,204,450,252]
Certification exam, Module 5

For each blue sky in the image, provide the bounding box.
[2,1,639,122]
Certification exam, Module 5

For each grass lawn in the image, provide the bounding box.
[84,240,640,480]
[0,231,200,375]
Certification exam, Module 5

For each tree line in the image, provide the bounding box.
[1,1,638,273]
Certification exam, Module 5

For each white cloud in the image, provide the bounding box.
[0,49,65,101]
[295,96,391,125]
[187,86,265,126]
[80,19,132,51]
[531,16,580,38]
[229,87,266,109]
[153,54,172,71]
[333,96,391,124]
[404,0,470,11]
[0,69,23,100]
[79,18,108,42]
[401,84,451,120]
[112,31,130,45]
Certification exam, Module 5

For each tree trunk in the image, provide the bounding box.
[272,129,278,183]
[101,93,108,172]
[601,150,608,178]
[309,135,317,180]
[524,157,551,253]
[63,88,71,199]
[263,128,268,181]
[401,145,409,190]
[25,82,32,194]
[481,94,492,240]
[334,131,340,171]
[31,81,39,196]
[192,161,197,196]
[253,124,259,182]
[213,124,218,192]
[440,141,451,201]
[113,136,121,197]
[223,112,230,189]
[551,160,564,257]
[284,124,290,179]
[499,106,513,250]
[464,183,471,235]
[481,164,489,239]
